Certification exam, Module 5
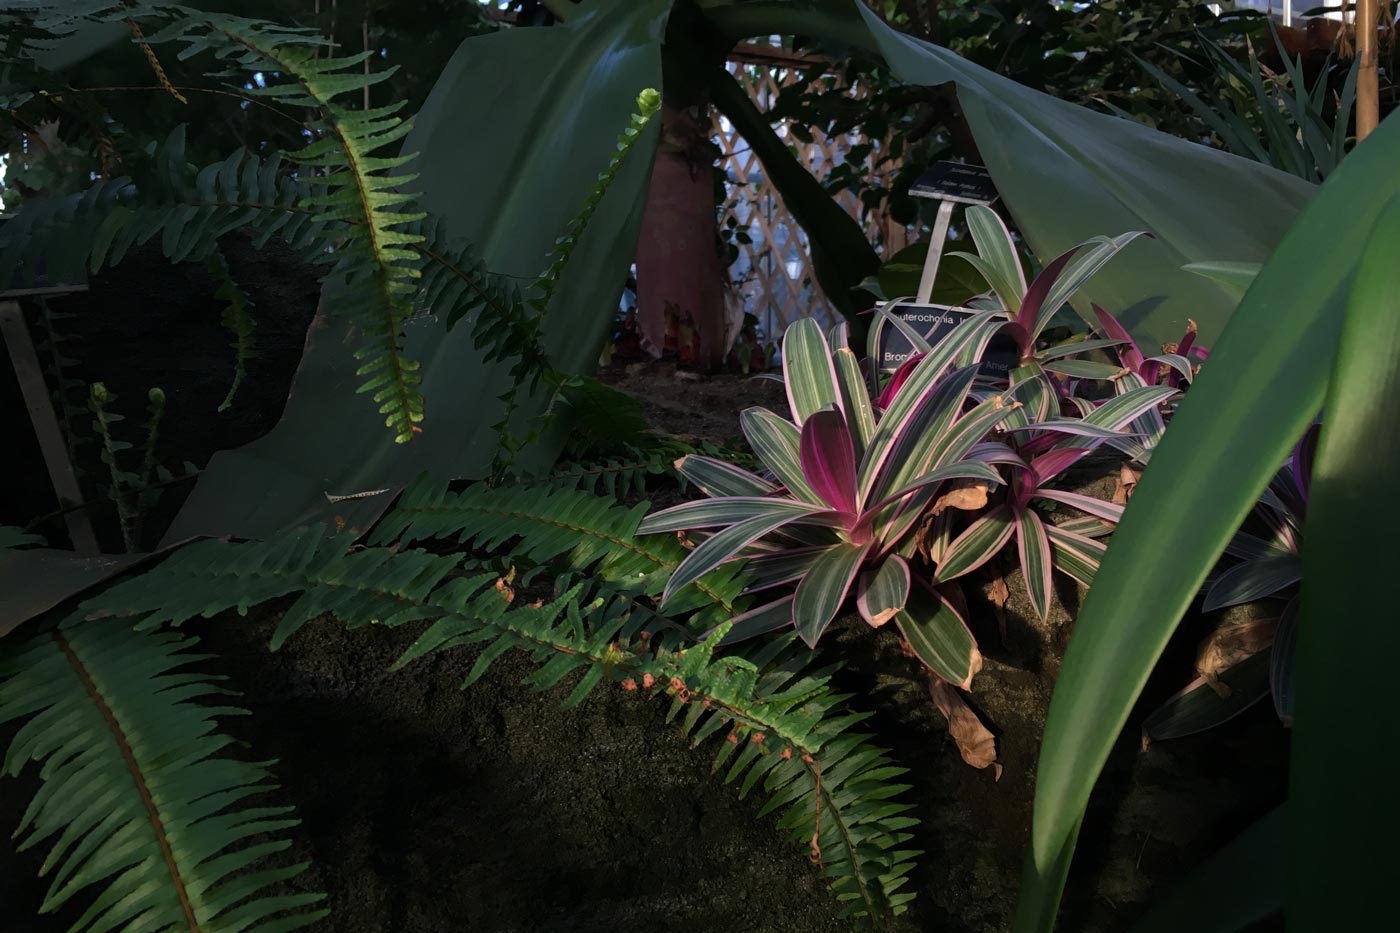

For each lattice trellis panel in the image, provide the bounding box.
[714,59,910,340]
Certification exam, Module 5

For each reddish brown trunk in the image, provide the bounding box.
[635,103,727,370]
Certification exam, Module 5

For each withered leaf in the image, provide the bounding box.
[929,676,1001,780]
[1197,616,1278,695]
[1112,463,1142,505]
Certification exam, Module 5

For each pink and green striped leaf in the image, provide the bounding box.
[782,317,840,425]
[1270,596,1298,725]
[1015,247,1081,336]
[714,595,796,646]
[1040,359,1128,381]
[1045,524,1107,589]
[740,547,829,594]
[856,554,911,628]
[794,541,874,646]
[639,497,833,534]
[674,454,776,498]
[894,581,981,689]
[739,407,821,505]
[961,204,1027,312]
[832,347,875,460]
[1037,336,1128,362]
[1033,489,1124,524]
[1037,231,1150,335]
[864,364,981,503]
[1092,304,1144,373]
[1016,507,1054,621]
[1201,553,1302,611]
[661,510,817,606]
[935,504,1016,582]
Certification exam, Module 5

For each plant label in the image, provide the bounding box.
[876,301,1018,376]
[909,162,998,206]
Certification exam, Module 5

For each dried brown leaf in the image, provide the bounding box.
[1112,463,1142,505]
[929,676,1001,779]
[1196,616,1278,694]
[932,480,991,516]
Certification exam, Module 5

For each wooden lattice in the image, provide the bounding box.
[714,57,910,339]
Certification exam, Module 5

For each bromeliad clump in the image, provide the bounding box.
[640,316,1019,688]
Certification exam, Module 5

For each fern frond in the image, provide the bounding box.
[371,477,747,627]
[206,248,256,412]
[544,452,673,499]
[84,529,919,925]
[148,10,425,442]
[0,615,327,931]
[0,126,328,287]
[527,87,660,316]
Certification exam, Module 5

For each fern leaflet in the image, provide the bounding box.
[0,615,327,932]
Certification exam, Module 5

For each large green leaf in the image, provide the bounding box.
[851,4,1312,348]
[702,1,1314,347]
[1289,194,1400,931]
[1012,112,1400,932]
[160,0,670,543]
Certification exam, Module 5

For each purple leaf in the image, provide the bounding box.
[799,408,858,515]
[1016,246,1081,337]
[1029,448,1094,487]
[874,352,925,410]
[1093,303,1144,374]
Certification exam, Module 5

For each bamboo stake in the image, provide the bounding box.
[1358,0,1380,141]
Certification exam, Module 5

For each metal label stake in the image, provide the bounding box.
[871,163,1002,375]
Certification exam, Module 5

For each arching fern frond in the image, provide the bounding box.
[544,451,675,499]
[0,614,326,932]
[0,126,327,286]
[146,9,425,441]
[83,527,920,926]
[371,476,747,628]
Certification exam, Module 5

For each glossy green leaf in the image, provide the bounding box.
[1182,261,1262,300]
[773,1,1313,348]
[1013,113,1400,933]
[1128,807,1284,933]
[1289,192,1400,932]
[162,0,670,542]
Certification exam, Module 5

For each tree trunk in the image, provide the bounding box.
[635,103,728,369]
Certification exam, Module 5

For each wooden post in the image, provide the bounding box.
[0,299,100,555]
[1357,0,1379,141]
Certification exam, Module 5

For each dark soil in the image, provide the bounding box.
[1,252,1289,931]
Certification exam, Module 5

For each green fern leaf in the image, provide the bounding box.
[84,525,919,925]
[0,615,327,931]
